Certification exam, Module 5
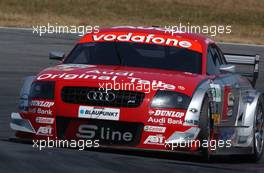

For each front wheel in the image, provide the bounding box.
[198,96,213,161]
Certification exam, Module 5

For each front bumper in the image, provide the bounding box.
[10,112,254,155]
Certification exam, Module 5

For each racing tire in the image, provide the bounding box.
[247,95,264,162]
[198,96,213,161]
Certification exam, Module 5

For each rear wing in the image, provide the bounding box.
[224,54,260,87]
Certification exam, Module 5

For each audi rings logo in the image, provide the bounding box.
[87,91,116,102]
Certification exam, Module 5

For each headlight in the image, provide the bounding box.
[29,81,55,99]
[151,90,191,109]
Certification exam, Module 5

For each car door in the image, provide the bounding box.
[206,44,240,126]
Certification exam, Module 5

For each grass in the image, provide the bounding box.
[0,0,263,44]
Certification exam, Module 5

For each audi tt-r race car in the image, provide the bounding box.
[10,26,264,161]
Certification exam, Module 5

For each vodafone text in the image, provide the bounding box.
[92,32,192,48]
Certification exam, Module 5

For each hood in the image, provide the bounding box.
[36,64,208,96]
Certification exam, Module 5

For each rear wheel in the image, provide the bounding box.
[248,96,264,162]
[198,96,213,161]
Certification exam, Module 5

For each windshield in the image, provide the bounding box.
[64,42,202,74]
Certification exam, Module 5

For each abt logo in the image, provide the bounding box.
[76,125,133,142]
[144,135,165,145]
[36,126,52,136]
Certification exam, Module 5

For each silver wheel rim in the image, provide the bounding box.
[255,104,264,154]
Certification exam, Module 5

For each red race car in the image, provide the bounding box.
[11,26,263,161]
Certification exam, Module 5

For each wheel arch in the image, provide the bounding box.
[235,90,264,148]
[241,91,263,131]
[184,79,211,126]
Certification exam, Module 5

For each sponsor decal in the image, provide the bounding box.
[212,113,221,124]
[183,119,199,126]
[38,69,134,80]
[36,117,55,124]
[226,92,235,117]
[85,70,134,77]
[148,110,185,125]
[36,126,53,136]
[76,125,133,142]
[209,84,221,102]
[80,30,203,53]
[30,100,54,108]
[78,106,120,121]
[144,125,166,133]
[36,70,176,90]
[147,117,183,125]
[227,92,235,107]
[91,32,192,48]
[152,110,185,118]
[29,107,53,115]
[144,135,165,145]
[222,86,235,119]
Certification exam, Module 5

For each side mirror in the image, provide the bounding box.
[219,64,236,73]
[49,51,65,61]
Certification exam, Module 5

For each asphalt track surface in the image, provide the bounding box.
[0,28,264,173]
